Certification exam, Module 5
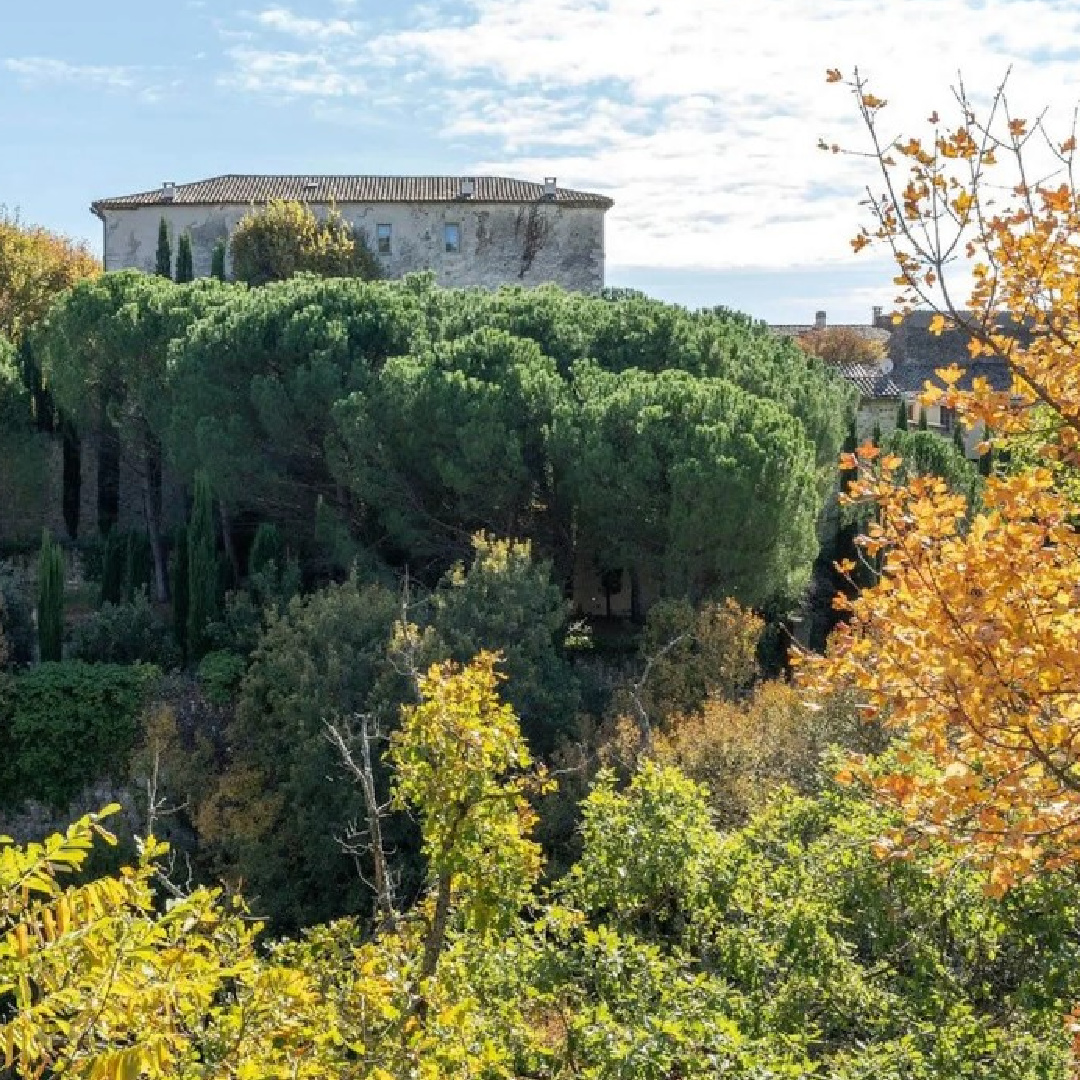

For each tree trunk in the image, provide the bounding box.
[421,872,453,982]
[629,565,644,625]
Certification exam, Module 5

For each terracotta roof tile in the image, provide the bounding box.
[92,174,614,212]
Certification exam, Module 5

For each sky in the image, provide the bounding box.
[4,0,1080,323]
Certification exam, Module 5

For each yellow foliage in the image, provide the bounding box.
[0,210,99,345]
[649,681,866,828]
[795,326,886,365]
[804,70,1080,903]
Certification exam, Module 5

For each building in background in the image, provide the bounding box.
[90,174,612,293]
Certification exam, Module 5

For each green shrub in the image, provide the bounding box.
[69,594,179,668]
[1,661,159,806]
[197,649,246,706]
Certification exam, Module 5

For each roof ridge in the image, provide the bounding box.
[91,174,614,213]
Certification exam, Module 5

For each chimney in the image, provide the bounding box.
[814,309,826,330]
[543,176,557,199]
[459,176,475,199]
[872,305,883,326]
[162,182,176,202]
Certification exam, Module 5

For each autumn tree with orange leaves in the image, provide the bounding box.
[800,68,1080,896]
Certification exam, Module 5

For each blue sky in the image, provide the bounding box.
[4,0,1080,323]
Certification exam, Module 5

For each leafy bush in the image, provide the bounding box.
[635,597,764,724]
[648,681,874,828]
[197,650,247,706]
[428,534,579,754]
[69,593,179,668]
[198,575,410,929]
[1,661,159,806]
[230,200,380,286]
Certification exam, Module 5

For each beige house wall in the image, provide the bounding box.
[99,201,607,293]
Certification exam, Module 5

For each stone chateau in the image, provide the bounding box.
[91,174,613,293]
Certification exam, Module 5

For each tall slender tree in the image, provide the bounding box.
[155,218,172,279]
[210,238,227,281]
[37,529,64,661]
[175,233,194,283]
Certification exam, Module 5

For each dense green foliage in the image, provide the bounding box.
[0,660,158,805]
[209,576,407,929]
[543,765,1078,1075]
[162,276,853,609]
[36,273,233,600]
[424,535,578,753]
[69,594,179,667]
[36,530,63,662]
[884,426,981,496]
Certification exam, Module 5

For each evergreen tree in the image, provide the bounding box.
[918,406,929,430]
[210,238,227,281]
[175,233,194,283]
[896,398,909,430]
[100,528,125,605]
[37,529,64,661]
[187,471,218,660]
[155,218,172,279]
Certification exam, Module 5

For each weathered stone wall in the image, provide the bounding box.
[856,397,901,442]
[100,201,607,293]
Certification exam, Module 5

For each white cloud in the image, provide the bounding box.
[256,7,358,40]
[4,56,139,89]
[222,46,367,96]
[222,0,1080,275]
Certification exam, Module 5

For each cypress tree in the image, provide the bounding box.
[155,218,172,278]
[100,528,126,605]
[871,420,883,446]
[896,399,909,430]
[210,238,227,281]
[37,529,64,662]
[953,424,966,457]
[248,522,282,577]
[918,406,929,430]
[175,233,194,283]
[171,526,189,664]
[187,471,218,660]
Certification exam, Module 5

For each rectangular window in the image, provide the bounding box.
[376,224,392,255]
[444,223,461,254]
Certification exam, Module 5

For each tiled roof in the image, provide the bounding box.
[888,311,1018,394]
[836,362,903,398]
[91,174,614,212]
[890,358,1015,395]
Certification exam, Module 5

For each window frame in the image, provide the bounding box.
[444,222,461,254]
[376,223,392,255]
